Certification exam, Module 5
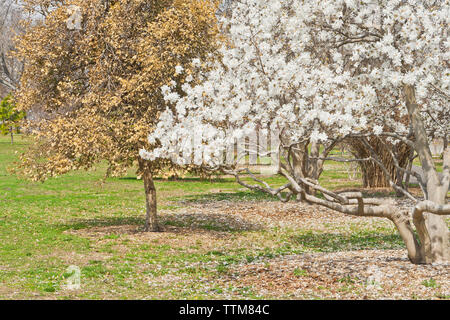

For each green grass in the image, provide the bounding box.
[293,267,308,277]
[0,135,300,298]
[290,230,404,252]
[422,278,439,288]
[0,134,445,300]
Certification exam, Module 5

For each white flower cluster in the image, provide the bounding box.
[141,0,449,167]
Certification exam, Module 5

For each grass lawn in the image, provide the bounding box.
[0,135,448,300]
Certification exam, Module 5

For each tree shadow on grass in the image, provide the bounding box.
[60,211,263,234]
[61,216,145,231]
[175,190,283,204]
[162,212,263,232]
[291,231,405,252]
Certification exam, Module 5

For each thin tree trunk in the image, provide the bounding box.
[308,142,321,180]
[404,156,414,192]
[139,159,161,232]
[10,126,13,144]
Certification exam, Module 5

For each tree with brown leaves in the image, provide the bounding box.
[14,0,220,231]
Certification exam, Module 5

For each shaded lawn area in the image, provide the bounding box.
[0,135,447,300]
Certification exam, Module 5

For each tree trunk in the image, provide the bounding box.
[10,126,13,144]
[308,142,322,180]
[422,186,449,263]
[139,159,161,232]
[404,85,449,263]
[290,142,324,195]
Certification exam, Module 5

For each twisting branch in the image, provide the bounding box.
[413,200,450,220]
[218,157,427,264]
[308,156,372,163]
[223,167,293,202]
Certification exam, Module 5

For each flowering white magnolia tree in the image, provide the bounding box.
[141,0,450,264]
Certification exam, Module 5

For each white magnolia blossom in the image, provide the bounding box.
[174,65,184,75]
[141,0,449,167]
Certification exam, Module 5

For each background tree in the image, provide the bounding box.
[144,0,449,263]
[14,0,220,231]
[0,94,24,143]
[348,137,413,189]
[0,0,24,95]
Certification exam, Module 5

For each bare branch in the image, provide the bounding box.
[413,200,450,220]
[223,167,293,202]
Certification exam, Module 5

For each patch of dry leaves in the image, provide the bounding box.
[221,250,449,299]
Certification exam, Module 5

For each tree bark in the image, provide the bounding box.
[289,141,325,195]
[10,126,13,144]
[420,186,449,263]
[139,159,161,232]
[404,85,449,263]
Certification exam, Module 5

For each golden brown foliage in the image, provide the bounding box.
[15,0,220,181]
